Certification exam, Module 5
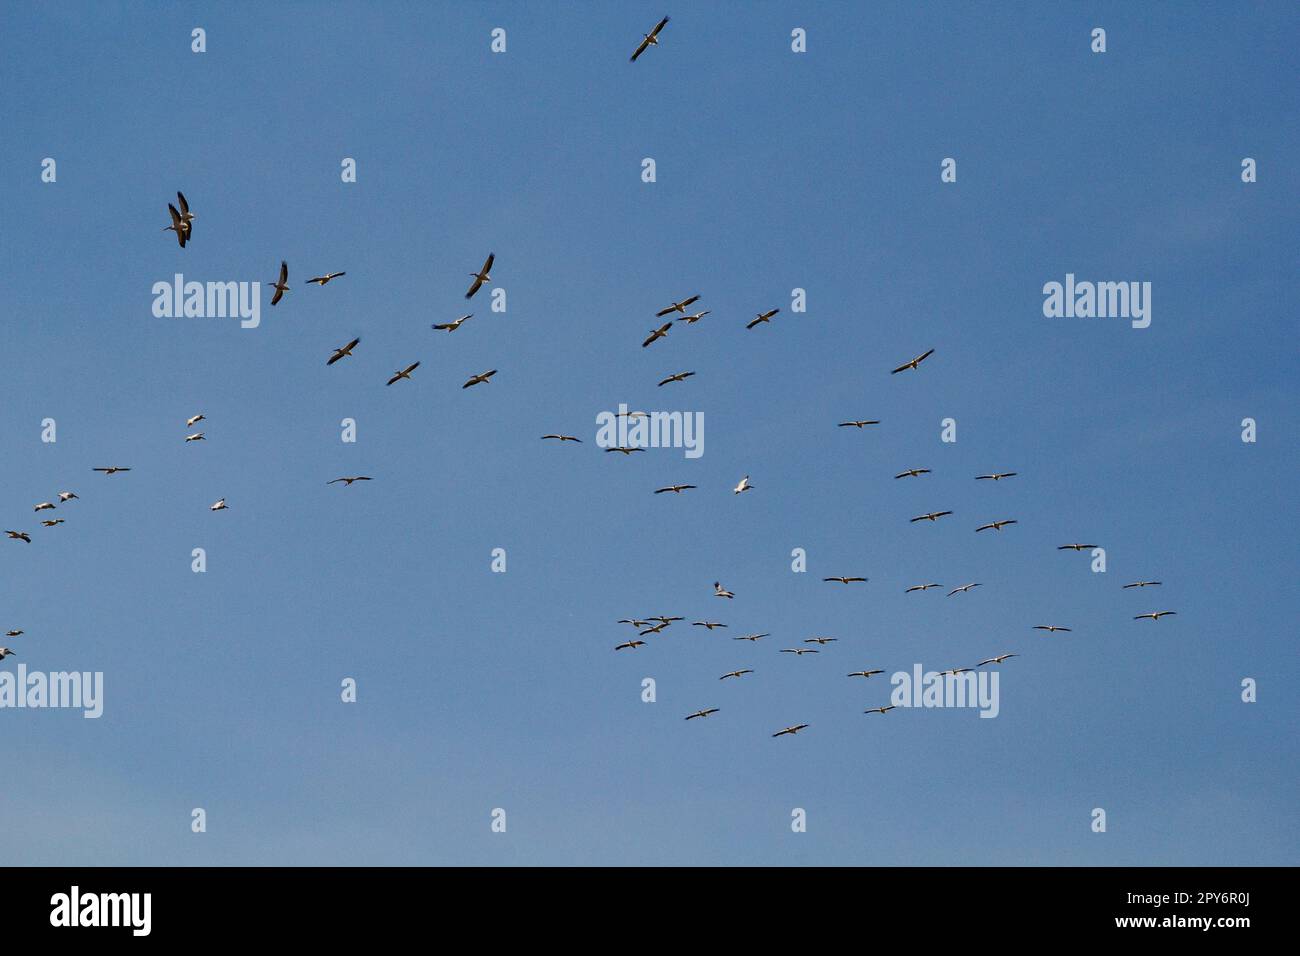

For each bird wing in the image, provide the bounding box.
[465,276,484,299]
[630,35,652,61]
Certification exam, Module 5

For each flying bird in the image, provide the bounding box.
[176,191,195,234]
[4,630,21,638]
[307,271,346,286]
[685,708,719,721]
[639,623,668,636]
[780,648,819,656]
[642,322,673,348]
[977,654,1019,666]
[894,468,932,479]
[648,616,683,625]
[910,511,952,523]
[327,337,361,365]
[838,420,880,428]
[615,640,647,651]
[1123,580,1162,589]
[541,434,582,443]
[210,498,228,511]
[4,531,30,543]
[975,472,1018,481]
[605,446,644,455]
[186,414,205,428]
[655,294,698,317]
[905,583,942,593]
[184,432,205,443]
[746,308,779,330]
[891,349,935,374]
[772,724,810,737]
[93,467,131,475]
[33,502,56,512]
[947,583,982,596]
[41,519,64,527]
[327,476,372,486]
[720,670,754,681]
[733,633,768,642]
[1033,625,1071,633]
[164,201,188,247]
[386,362,420,386]
[1057,543,1097,551]
[847,669,885,678]
[58,491,78,502]
[975,519,1017,532]
[465,253,494,299]
[269,261,289,305]
[462,369,498,389]
[733,475,753,495]
[654,484,696,494]
[713,582,734,599]
[1134,611,1178,621]
[940,668,974,677]
[803,637,838,645]
[823,576,867,584]
[629,16,670,62]
[432,314,472,332]
[677,310,710,324]
[0,649,15,661]
[864,706,896,715]
[693,621,727,630]
[657,371,695,387]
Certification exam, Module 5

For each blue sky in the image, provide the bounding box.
[1,2,1296,865]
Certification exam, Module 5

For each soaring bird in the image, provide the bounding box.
[657,371,695,387]
[905,583,942,593]
[1033,625,1071,633]
[864,706,896,714]
[465,253,494,299]
[617,620,651,629]
[93,467,131,475]
[977,654,1019,666]
[733,475,753,495]
[746,308,779,330]
[4,630,21,637]
[713,582,734,599]
[910,511,952,523]
[685,708,719,721]
[1057,543,1097,551]
[847,669,885,678]
[891,349,935,374]
[975,519,1017,532]
[642,322,672,348]
[838,420,880,428]
[804,637,838,645]
[462,369,498,389]
[41,519,64,527]
[648,616,684,625]
[210,498,228,511]
[327,337,361,365]
[615,640,647,651]
[386,362,421,386]
[1134,611,1177,622]
[541,434,582,443]
[269,261,289,305]
[823,576,868,584]
[328,476,372,486]
[605,446,644,455]
[176,191,195,235]
[720,670,754,681]
[1123,580,1162,589]
[186,414,205,428]
[184,432,205,443]
[433,314,472,332]
[975,472,1018,481]
[677,310,710,324]
[655,294,699,317]
[639,623,668,636]
[772,723,810,737]
[940,668,973,677]
[693,621,727,630]
[0,648,15,661]
[780,648,819,656]
[654,484,696,494]
[733,633,769,642]
[33,502,56,512]
[307,271,346,286]
[164,201,188,247]
[5,532,32,543]
[947,583,982,596]
[58,491,79,502]
[895,468,932,479]
[629,16,670,61]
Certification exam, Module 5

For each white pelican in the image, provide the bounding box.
[176,191,195,235]
[462,369,498,389]
[746,308,779,330]
[433,314,472,332]
[804,637,838,645]
[977,654,1018,666]
[541,434,582,442]
[5,531,32,543]
[615,639,647,651]
[772,723,810,737]
[92,467,131,475]
[864,706,896,714]
[733,475,752,495]
[975,519,1017,532]
[890,348,934,374]
[940,667,973,677]
[733,633,768,641]
[649,616,683,624]
[639,623,668,636]
[642,322,672,347]
[605,446,644,455]
[838,420,880,428]
[685,708,719,721]
[33,502,56,512]
[465,253,494,299]
[1134,611,1177,621]
[327,476,372,486]
[386,362,420,386]
[210,498,228,511]
[713,582,734,599]
[58,491,78,502]
[328,337,361,365]
[657,371,695,387]
[693,621,726,630]
[630,16,670,62]
[947,583,981,596]
[0,648,15,661]
[655,294,698,317]
[186,414,205,428]
[905,583,942,593]
[1033,625,1071,633]
[847,669,885,678]
[307,271,346,286]
[269,260,289,305]
[677,310,710,324]
[1123,580,1162,589]
[823,576,867,584]
[780,648,819,655]
[910,510,952,523]
[894,468,931,479]
[975,472,1017,481]
[617,619,651,628]
[720,670,753,680]
[184,432,205,443]
[654,484,696,494]
[5,630,23,637]
[1057,543,1097,551]
[164,201,188,247]
[41,519,64,527]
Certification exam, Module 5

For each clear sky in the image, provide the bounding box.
[1,2,1296,866]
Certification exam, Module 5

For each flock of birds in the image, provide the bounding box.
[2,16,1183,745]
